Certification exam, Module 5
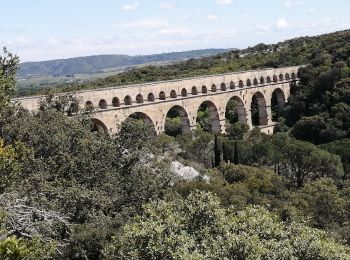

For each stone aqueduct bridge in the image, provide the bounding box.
[16,66,301,135]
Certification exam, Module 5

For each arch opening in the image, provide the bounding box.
[136,94,144,104]
[99,99,107,109]
[221,83,227,91]
[267,76,272,83]
[164,105,191,137]
[239,80,244,87]
[148,93,155,102]
[126,112,156,134]
[181,88,188,97]
[260,77,265,84]
[271,88,285,122]
[273,75,278,83]
[202,85,208,94]
[279,73,284,81]
[253,78,259,85]
[225,96,247,125]
[251,92,268,126]
[192,86,198,95]
[285,73,290,80]
[159,91,166,100]
[112,97,120,107]
[246,79,252,86]
[124,95,132,105]
[211,84,217,92]
[230,81,235,89]
[91,118,108,133]
[85,101,93,110]
[197,101,221,133]
[170,90,177,98]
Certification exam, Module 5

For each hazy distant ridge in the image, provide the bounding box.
[19,49,228,78]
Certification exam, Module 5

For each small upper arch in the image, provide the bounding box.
[99,99,107,109]
[267,76,272,83]
[112,97,120,107]
[230,81,235,89]
[239,80,244,87]
[221,83,227,91]
[159,91,166,100]
[202,85,208,94]
[285,73,290,80]
[85,101,93,109]
[148,93,155,102]
[124,95,132,105]
[273,75,278,83]
[181,88,188,97]
[136,94,144,104]
[170,90,177,98]
[260,77,265,84]
[211,84,217,92]
[279,73,284,81]
[192,86,198,95]
[253,78,259,85]
[246,79,252,86]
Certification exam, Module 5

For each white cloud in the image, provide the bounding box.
[254,23,270,33]
[159,2,176,9]
[207,14,219,21]
[118,19,169,29]
[284,0,303,8]
[216,0,233,5]
[121,2,139,11]
[159,28,190,35]
[276,18,288,29]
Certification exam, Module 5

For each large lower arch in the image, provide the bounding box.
[91,118,108,132]
[197,101,220,133]
[126,112,156,132]
[271,88,285,121]
[164,105,191,136]
[225,96,247,124]
[251,92,268,126]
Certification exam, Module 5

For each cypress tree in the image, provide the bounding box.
[214,134,221,167]
[234,140,239,165]
[223,141,229,163]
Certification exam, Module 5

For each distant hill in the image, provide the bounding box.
[17,29,350,97]
[18,49,229,78]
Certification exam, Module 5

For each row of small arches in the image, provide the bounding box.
[86,72,297,109]
[92,88,287,134]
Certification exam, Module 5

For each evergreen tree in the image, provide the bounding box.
[214,134,221,167]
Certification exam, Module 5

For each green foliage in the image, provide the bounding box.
[0,107,172,259]
[226,122,249,140]
[0,48,19,108]
[164,117,182,137]
[219,164,284,194]
[196,106,212,132]
[0,236,29,260]
[156,133,175,153]
[103,191,350,259]
[177,129,214,166]
[0,236,56,260]
[319,138,350,177]
[231,132,344,188]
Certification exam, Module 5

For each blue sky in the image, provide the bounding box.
[1,0,350,62]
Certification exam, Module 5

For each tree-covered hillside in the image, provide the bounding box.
[18,48,228,78]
